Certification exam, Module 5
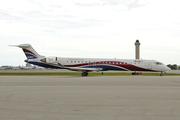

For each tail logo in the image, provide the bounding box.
[23,49,37,59]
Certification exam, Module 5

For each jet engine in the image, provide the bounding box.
[40,57,58,63]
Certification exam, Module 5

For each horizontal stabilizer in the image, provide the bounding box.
[9,44,31,48]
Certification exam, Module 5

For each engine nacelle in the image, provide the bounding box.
[40,57,58,63]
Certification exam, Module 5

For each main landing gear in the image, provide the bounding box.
[132,72,142,75]
[82,72,88,76]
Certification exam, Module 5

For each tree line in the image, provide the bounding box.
[167,64,180,70]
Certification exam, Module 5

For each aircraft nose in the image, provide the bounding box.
[167,67,171,71]
[165,66,171,71]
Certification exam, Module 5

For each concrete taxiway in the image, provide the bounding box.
[0,76,180,120]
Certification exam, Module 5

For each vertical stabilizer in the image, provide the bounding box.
[10,44,44,59]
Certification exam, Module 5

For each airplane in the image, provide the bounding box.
[19,65,36,70]
[0,67,8,70]
[10,66,20,70]
[0,66,11,70]
[10,44,171,76]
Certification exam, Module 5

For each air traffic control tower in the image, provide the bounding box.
[135,40,140,59]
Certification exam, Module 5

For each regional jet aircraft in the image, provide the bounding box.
[11,44,170,76]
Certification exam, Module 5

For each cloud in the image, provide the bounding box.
[74,0,122,7]
[74,3,101,7]
[0,0,180,66]
[125,0,145,10]
[0,9,23,22]
[74,0,145,13]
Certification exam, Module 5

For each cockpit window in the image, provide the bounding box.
[156,62,164,65]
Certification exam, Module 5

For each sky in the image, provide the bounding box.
[0,0,180,66]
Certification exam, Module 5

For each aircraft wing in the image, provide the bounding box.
[67,67,102,72]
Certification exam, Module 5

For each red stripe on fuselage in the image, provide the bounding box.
[64,61,156,72]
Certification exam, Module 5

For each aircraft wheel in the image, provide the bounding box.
[160,72,163,76]
[82,72,88,76]
[82,72,85,76]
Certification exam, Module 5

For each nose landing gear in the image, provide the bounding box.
[160,72,163,76]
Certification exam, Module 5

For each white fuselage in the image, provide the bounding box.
[28,57,171,72]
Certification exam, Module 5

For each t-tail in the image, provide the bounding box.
[10,44,44,59]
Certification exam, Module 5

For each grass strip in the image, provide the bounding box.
[0,72,180,76]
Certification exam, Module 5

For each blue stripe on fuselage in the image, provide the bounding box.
[81,65,127,71]
[28,61,61,69]
[28,62,128,71]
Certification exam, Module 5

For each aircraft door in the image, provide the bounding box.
[147,62,152,70]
